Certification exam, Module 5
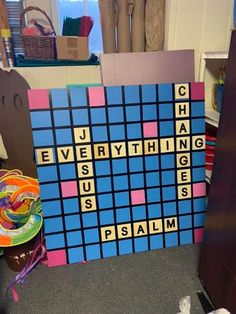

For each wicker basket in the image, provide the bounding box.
[20,6,56,60]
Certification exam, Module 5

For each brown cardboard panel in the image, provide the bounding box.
[0,69,37,177]
[56,36,89,61]
[100,50,195,86]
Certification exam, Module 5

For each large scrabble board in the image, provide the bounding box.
[28,83,206,267]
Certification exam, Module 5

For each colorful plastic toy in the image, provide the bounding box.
[0,169,43,247]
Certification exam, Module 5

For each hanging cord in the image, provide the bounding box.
[84,0,88,16]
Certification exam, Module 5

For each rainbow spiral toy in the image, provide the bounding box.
[0,169,43,247]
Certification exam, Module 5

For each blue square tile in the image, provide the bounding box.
[42,200,62,217]
[159,121,174,137]
[51,89,69,108]
[119,239,133,255]
[129,157,143,173]
[124,86,140,104]
[159,103,173,119]
[46,233,65,249]
[132,205,146,221]
[179,215,192,229]
[66,230,83,246]
[191,118,205,134]
[113,175,129,191]
[162,186,176,201]
[192,167,205,182]
[91,108,107,124]
[158,84,173,102]
[193,197,206,212]
[106,86,122,105]
[160,154,175,169]
[148,204,161,218]
[40,182,59,200]
[99,210,115,225]
[150,234,163,249]
[65,214,81,230]
[92,126,108,142]
[147,188,160,202]
[95,160,111,176]
[63,198,80,214]
[102,241,117,257]
[59,164,76,180]
[68,247,84,264]
[145,156,159,171]
[126,106,141,122]
[141,85,156,103]
[115,191,129,207]
[72,109,89,125]
[112,158,127,174]
[37,166,58,183]
[191,101,205,117]
[33,130,54,147]
[84,228,99,244]
[53,110,70,126]
[98,193,113,209]
[130,173,144,189]
[70,87,87,107]
[165,232,178,248]
[82,212,98,227]
[163,202,177,216]
[110,125,125,141]
[44,217,63,233]
[194,213,206,227]
[134,237,148,252]
[180,230,193,245]
[142,105,157,121]
[97,176,112,193]
[146,172,159,187]
[108,107,124,123]
[127,123,142,139]
[192,152,205,166]
[30,111,52,128]
[178,200,192,214]
[116,207,131,223]
[86,244,101,260]
[161,170,175,185]
[55,129,73,145]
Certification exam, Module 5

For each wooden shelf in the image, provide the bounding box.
[199,51,228,81]
[206,109,220,128]
[206,169,212,184]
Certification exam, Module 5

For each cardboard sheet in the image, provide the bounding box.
[0,69,37,177]
[100,50,195,86]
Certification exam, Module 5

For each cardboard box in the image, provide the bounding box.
[56,36,89,61]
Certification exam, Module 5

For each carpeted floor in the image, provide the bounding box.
[0,244,205,314]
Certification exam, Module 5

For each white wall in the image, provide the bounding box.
[164,0,233,109]
[165,0,233,78]
[15,65,101,88]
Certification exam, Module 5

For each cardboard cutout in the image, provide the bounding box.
[0,69,37,177]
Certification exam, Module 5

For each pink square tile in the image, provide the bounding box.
[88,87,105,106]
[61,181,78,198]
[131,189,146,205]
[143,122,158,138]
[193,182,206,197]
[28,89,49,110]
[191,82,205,100]
[47,250,67,267]
[194,228,204,243]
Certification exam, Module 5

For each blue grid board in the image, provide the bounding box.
[29,83,206,266]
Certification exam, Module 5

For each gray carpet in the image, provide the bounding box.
[1,244,205,314]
